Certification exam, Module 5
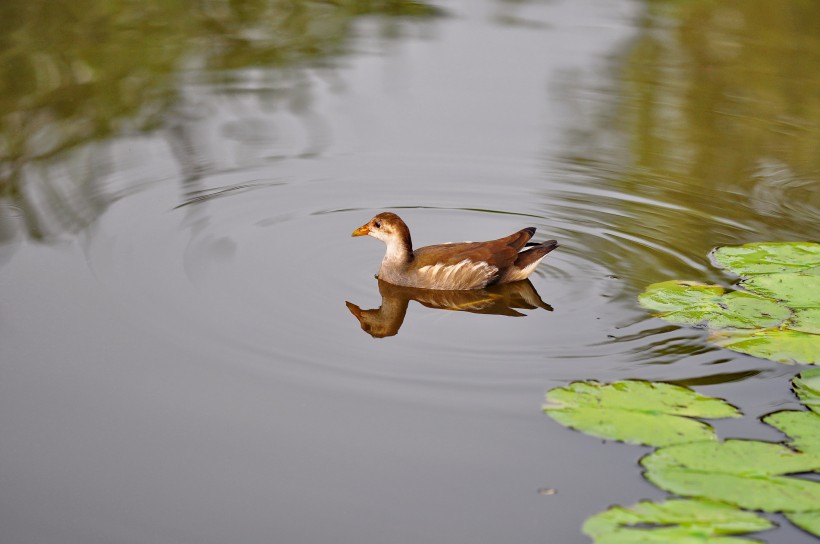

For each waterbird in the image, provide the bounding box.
[351,212,558,290]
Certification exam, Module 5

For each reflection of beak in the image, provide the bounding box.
[345,301,363,318]
[351,224,369,237]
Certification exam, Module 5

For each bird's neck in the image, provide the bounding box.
[382,235,413,267]
[381,227,414,272]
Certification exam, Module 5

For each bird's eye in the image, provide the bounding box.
[374,221,381,228]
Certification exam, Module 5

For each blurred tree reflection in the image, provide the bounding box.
[555,0,820,288]
[0,0,437,241]
[625,1,820,189]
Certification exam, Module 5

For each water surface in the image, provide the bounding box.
[1,1,819,543]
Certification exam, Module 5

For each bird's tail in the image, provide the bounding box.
[515,240,558,269]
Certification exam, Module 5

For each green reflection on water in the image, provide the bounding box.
[557,0,820,287]
[0,0,437,240]
[629,1,820,182]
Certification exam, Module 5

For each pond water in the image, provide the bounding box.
[1,1,819,543]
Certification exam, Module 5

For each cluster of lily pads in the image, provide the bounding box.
[545,372,820,542]
[543,242,820,542]
[639,242,820,365]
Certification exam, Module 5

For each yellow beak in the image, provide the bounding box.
[351,224,370,237]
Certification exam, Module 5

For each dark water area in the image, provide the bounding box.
[1,1,819,543]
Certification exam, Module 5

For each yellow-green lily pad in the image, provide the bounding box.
[764,410,820,456]
[785,511,820,538]
[638,281,791,329]
[741,271,820,309]
[710,329,820,365]
[794,369,820,414]
[764,370,820,455]
[582,499,773,544]
[711,242,820,276]
[788,308,820,335]
[544,380,740,447]
[641,439,820,513]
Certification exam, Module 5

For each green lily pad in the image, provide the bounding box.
[764,410,820,456]
[641,439,820,513]
[711,242,820,276]
[785,511,820,538]
[788,308,820,335]
[794,368,820,414]
[710,329,820,365]
[544,380,740,447]
[741,271,820,309]
[638,281,791,329]
[582,499,773,544]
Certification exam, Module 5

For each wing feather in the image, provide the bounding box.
[412,228,535,271]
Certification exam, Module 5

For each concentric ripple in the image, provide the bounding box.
[83,150,800,393]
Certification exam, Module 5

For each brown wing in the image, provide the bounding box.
[412,228,536,270]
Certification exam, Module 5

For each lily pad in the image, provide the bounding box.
[785,511,820,538]
[763,370,820,449]
[794,369,820,414]
[711,242,820,276]
[741,271,820,309]
[641,439,820,513]
[788,308,820,335]
[544,380,740,447]
[710,329,820,365]
[764,410,820,456]
[638,281,791,329]
[582,499,773,544]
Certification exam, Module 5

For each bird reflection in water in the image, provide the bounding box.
[346,279,552,338]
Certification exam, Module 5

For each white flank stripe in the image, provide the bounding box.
[417,259,498,290]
